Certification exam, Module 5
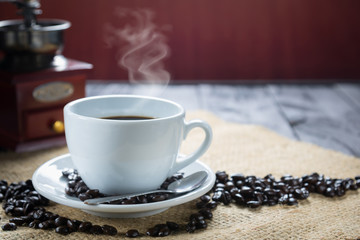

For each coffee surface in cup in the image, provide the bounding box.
[101,116,154,120]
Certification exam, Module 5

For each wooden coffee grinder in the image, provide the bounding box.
[0,0,93,152]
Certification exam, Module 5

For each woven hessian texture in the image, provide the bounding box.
[1,111,359,239]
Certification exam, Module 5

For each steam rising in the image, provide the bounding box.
[105,8,171,87]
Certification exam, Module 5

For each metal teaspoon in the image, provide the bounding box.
[84,171,208,205]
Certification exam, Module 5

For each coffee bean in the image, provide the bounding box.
[225,181,236,191]
[65,187,76,196]
[27,196,40,205]
[221,191,232,205]
[0,187,7,195]
[187,214,207,231]
[205,201,218,209]
[245,176,257,186]
[32,209,46,220]
[78,193,91,201]
[62,168,77,177]
[212,191,223,202]
[325,187,335,197]
[24,202,34,215]
[136,195,148,204]
[67,173,81,181]
[231,173,245,182]
[233,193,245,205]
[43,211,54,220]
[78,221,92,232]
[47,220,56,228]
[55,226,70,235]
[166,221,179,230]
[195,219,207,229]
[0,179,8,186]
[294,188,309,200]
[9,217,25,226]
[254,191,264,203]
[267,199,278,206]
[90,224,103,234]
[200,194,211,203]
[264,188,276,197]
[246,200,261,208]
[54,216,68,226]
[76,185,89,195]
[199,208,213,219]
[29,220,40,229]
[38,221,51,230]
[215,171,228,183]
[190,213,205,222]
[158,226,170,236]
[21,215,33,224]
[240,186,253,197]
[148,194,168,202]
[67,219,82,232]
[186,222,197,233]
[2,222,17,231]
[316,183,327,194]
[350,182,358,190]
[12,207,24,216]
[102,224,117,235]
[122,197,137,204]
[287,197,298,206]
[235,180,244,188]
[146,224,171,237]
[146,226,159,236]
[335,187,345,197]
[356,179,360,187]
[86,189,100,198]
[14,199,26,207]
[230,188,241,197]
[4,205,14,214]
[126,229,140,238]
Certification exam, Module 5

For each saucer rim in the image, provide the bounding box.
[32,153,215,214]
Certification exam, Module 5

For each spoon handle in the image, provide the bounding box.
[84,189,173,205]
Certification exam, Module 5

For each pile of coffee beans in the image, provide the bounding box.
[209,171,360,208]
[143,211,213,237]
[62,168,184,204]
[139,171,360,237]
[0,179,117,236]
[62,168,216,237]
[2,171,360,238]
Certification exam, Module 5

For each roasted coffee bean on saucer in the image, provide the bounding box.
[62,169,184,204]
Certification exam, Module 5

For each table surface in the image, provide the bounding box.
[1,82,360,239]
[87,81,360,158]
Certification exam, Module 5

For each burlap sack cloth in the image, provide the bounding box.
[1,111,360,240]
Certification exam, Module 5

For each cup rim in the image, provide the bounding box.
[64,94,185,122]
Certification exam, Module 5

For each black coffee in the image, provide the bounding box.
[101,116,154,120]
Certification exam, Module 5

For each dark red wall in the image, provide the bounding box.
[1,0,360,82]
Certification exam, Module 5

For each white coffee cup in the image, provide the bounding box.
[64,95,212,195]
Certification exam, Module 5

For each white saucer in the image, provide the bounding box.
[32,153,215,218]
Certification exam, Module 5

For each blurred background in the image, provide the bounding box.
[1,0,360,83]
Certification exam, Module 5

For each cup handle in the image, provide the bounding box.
[169,119,212,176]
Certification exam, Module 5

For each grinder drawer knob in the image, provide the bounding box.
[52,120,65,133]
